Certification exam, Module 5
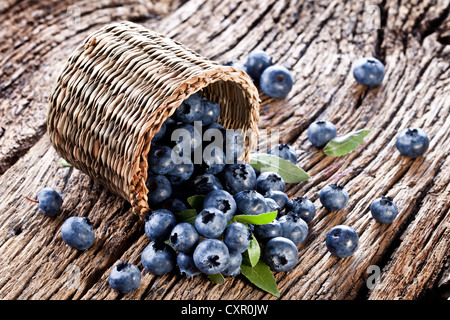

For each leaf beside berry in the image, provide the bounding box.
[249,153,310,183]
[242,233,261,267]
[323,129,370,157]
[240,260,280,297]
[233,211,277,225]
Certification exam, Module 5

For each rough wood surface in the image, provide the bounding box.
[0,0,449,300]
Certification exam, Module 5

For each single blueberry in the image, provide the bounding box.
[37,187,63,216]
[307,120,337,148]
[171,123,202,156]
[265,197,282,214]
[253,219,282,241]
[262,237,298,272]
[194,208,227,238]
[395,128,430,159]
[319,184,349,211]
[201,147,226,175]
[325,225,359,258]
[246,49,272,82]
[353,57,385,87]
[285,196,316,223]
[108,262,141,294]
[370,196,399,224]
[146,173,172,207]
[177,252,201,278]
[221,251,243,277]
[193,239,230,275]
[170,222,199,253]
[203,189,237,221]
[148,145,176,175]
[201,99,221,126]
[256,171,286,195]
[193,173,223,195]
[267,143,297,164]
[223,222,252,253]
[60,217,95,250]
[159,198,187,214]
[277,215,309,245]
[220,163,257,195]
[166,156,194,185]
[264,190,289,210]
[173,93,204,124]
[260,65,294,99]
[224,130,246,162]
[234,190,268,215]
[141,241,176,275]
[144,209,177,242]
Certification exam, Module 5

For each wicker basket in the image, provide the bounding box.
[46,21,260,219]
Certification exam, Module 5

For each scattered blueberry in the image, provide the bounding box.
[268,143,297,164]
[264,197,281,213]
[262,237,298,272]
[148,145,176,175]
[201,99,221,126]
[146,173,172,206]
[160,198,187,214]
[201,147,226,175]
[177,252,201,277]
[166,156,194,185]
[278,215,309,245]
[246,49,272,82]
[256,171,286,195]
[203,189,236,221]
[307,120,337,148]
[60,217,95,250]
[285,196,316,223]
[144,209,177,242]
[260,65,294,98]
[234,190,268,215]
[325,225,359,258]
[223,222,252,253]
[253,219,282,241]
[221,251,242,276]
[353,57,385,87]
[36,187,63,216]
[193,173,223,195]
[194,208,227,238]
[370,196,399,224]
[396,128,430,158]
[108,262,141,294]
[173,93,204,124]
[170,222,199,253]
[264,190,289,210]
[193,239,230,275]
[220,162,257,195]
[141,241,176,275]
[319,184,349,211]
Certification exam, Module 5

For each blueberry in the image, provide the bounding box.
[141,241,176,275]
[160,198,187,214]
[146,173,172,206]
[253,219,282,241]
[262,237,298,272]
[152,122,166,142]
[224,130,246,162]
[193,239,230,275]
[170,222,199,253]
[264,190,289,210]
[148,145,175,175]
[201,99,221,126]
[221,251,242,277]
[108,262,141,294]
[201,147,226,175]
[172,123,202,156]
[265,197,281,213]
[193,173,223,195]
[319,184,349,211]
[37,187,63,216]
[325,225,359,258]
[144,209,177,242]
[246,49,272,82]
[203,189,237,221]
[285,196,316,223]
[194,208,227,238]
[234,190,268,215]
[370,196,399,224]
[307,120,337,148]
[60,217,95,250]
[267,143,297,164]
[173,93,204,124]
[177,252,201,277]
[395,128,430,159]
[353,57,385,87]
[166,156,194,185]
[260,65,294,99]
[223,222,252,253]
[277,215,309,245]
[220,163,257,195]
[256,171,286,195]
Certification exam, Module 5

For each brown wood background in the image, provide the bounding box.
[0,0,449,300]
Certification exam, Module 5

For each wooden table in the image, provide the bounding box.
[0,0,449,300]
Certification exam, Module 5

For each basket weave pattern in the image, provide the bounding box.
[47,21,260,219]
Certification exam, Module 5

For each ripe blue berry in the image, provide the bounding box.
[278,215,309,245]
[285,196,316,223]
[144,209,177,242]
[193,239,230,275]
[108,262,141,294]
[172,123,202,156]
[220,163,257,195]
[146,173,172,206]
[267,143,297,164]
[307,120,337,148]
[234,190,268,215]
[223,222,252,253]
[141,241,176,275]
[253,219,282,241]
[265,197,281,213]
[160,198,187,214]
[201,100,221,126]
[221,251,242,277]
[148,145,175,175]
[173,93,204,124]
[370,196,399,224]
[319,184,349,211]
[194,208,227,238]
[193,173,223,195]
[224,130,246,162]
[170,222,199,253]
[177,252,201,277]
[325,225,359,258]
[353,57,385,87]
[264,190,289,210]
[256,171,286,195]
[395,128,429,159]
[166,156,194,185]
[260,65,294,98]
[203,189,237,221]
[246,49,272,82]
[262,237,298,272]
[37,187,63,216]
[201,147,226,175]
[61,217,95,250]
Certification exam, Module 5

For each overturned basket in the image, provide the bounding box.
[47,21,260,219]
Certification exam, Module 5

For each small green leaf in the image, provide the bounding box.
[323,129,370,157]
[187,195,205,211]
[240,261,280,297]
[58,159,73,167]
[249,153,310,183]
[173,209,197,225]
[234,211,277,225]
[208,273,225,284]
[242,234,260,267]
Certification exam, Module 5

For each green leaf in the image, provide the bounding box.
[323,129,370,157]
[187,195,205,211]
[249,153,310,183]
[240,261,280,297]
[173,209,197,225]
[208,273,225,284]
[242,234,260,267]
[58,159,73,167]
[234,211,277,225]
